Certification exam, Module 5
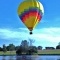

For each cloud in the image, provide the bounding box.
[33,27,60,42]
[0,27,60,47]
[0,28,22,39]
[0,28,30,41]
[18,28,29,32]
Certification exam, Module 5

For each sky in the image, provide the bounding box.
[0,0,60,49]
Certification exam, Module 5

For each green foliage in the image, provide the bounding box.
[15,46,20,50]
[38,46,42,50]
[56,45,60,49]
[0,47,3,51]
[6,44,15,51]
[16,40,29,55]
[3,44,7,53]
[56,42,60,49]
[26,46,37,55]
[16,46,22,55]
[16,40,38,55]
[21,40,29,52]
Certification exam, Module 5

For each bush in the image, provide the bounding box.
[16,48,22,55]
[56,45,60,49]
[16,46,23,55]
[26,46,38,55]
[0,47,3,51]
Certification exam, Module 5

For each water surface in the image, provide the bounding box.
[0,55,60,60]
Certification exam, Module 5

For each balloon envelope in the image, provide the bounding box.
[18,0,44,31]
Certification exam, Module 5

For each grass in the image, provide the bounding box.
[0,51,16,56]
[38,49,60,55]
[0,49,60,56]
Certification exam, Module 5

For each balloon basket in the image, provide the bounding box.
[30,31,33,35]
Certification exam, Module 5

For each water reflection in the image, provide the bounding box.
[57,59,60,60]
[2,56,6,60]
[9,56,14,60]
[16,55,36,60]
[0,55,60,60]
[38,55,60,60]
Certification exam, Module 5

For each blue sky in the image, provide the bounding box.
[0,0,60,49]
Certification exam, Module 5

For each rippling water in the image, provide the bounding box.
[0,55,60,60]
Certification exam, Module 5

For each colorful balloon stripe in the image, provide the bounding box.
[19,8,43,22]
[19,11,42,22]
[20,7,43,16]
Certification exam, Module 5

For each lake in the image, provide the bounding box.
[0,55,60,60]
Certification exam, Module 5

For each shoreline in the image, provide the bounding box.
[0,49,60,56]
[0,54,60,56]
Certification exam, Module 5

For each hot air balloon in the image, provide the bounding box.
[17,0,44,34]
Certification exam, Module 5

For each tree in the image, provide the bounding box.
[16,46,23,55]
[0,47,3,51]
[9,44,15,51]
[6,46,10,51]
[29,39,35,46]
[6,44,15,51]
[26,46,38,55]
[16,40,29,55]
[56,42,60,49]
[56,45,60,49]
[16,40,38,55]
[3,44,7,53]
[45,47,55,50]
[21,40,29,52]
[15,46,20,50]
[38,46,42,50]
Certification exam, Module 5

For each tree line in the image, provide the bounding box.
[0,40,60,55]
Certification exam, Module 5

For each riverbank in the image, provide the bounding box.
[0,51,16,56]
[38,49,60,55]
[0,49,60,56]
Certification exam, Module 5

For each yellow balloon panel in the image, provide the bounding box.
[24,16,39,31]
[18,0,44,15]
